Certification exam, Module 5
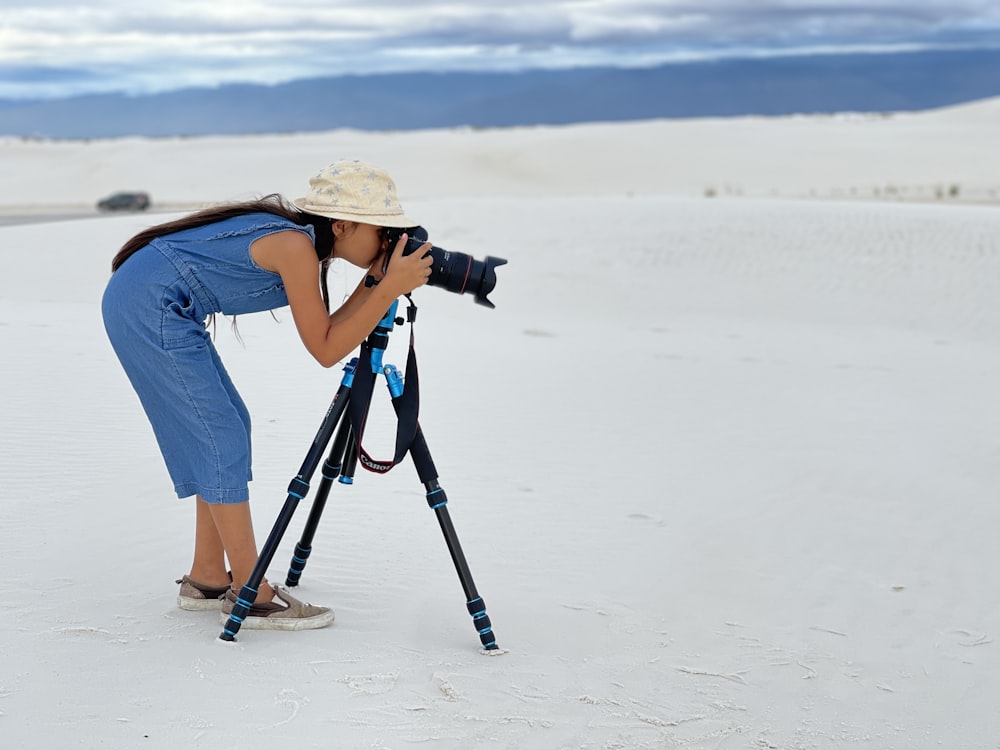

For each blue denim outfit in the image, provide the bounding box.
[101,213,315,504]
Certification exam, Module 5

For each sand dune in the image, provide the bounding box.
[1,97,998,213]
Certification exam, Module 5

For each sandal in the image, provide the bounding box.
[176,573,232,611]
[219,585,334,631]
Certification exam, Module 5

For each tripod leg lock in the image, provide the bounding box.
[287,477,310,499]
[467,596,498,650]
[219,583,259,641]
[285,542,312,587]
[321,458,341,482]
[426,487,448,510]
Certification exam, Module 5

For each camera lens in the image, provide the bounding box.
[427,248,507,308]
[398,227,507,308]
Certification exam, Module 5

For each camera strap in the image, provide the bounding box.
[348,298,420,474]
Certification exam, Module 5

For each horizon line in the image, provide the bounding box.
[2,41,999,104]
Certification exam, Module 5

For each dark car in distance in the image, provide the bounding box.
[97,191,151,211]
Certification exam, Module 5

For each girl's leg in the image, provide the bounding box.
[188,497,232,587]
[203,498,276,602]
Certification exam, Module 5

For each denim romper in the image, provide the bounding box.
[101,213,316,504]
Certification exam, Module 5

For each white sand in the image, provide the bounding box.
[2,100,1000,748]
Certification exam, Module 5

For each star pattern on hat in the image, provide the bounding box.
[302,160,411,222]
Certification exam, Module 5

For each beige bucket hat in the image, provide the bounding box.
[293,159,418,228]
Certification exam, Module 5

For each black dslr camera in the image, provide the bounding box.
[381,226,507,309]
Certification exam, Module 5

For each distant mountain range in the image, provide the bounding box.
[2,48,999,139]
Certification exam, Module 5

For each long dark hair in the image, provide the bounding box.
[111,194,337,310]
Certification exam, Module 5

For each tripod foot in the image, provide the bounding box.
[218,583,260,642]
[285,542,312,587]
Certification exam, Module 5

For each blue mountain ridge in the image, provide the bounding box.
[2,48,999,139]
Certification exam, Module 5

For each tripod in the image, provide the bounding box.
[218,298,498,651]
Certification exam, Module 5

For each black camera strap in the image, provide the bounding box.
[348,297,420,474]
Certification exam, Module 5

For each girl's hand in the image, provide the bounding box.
[383,234,433,296]
[366,250,387,283]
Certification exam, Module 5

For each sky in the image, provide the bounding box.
[1,0,999,100]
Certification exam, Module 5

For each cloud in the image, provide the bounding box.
[0,0,998,99]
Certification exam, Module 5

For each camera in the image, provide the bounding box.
[383,226,506,309]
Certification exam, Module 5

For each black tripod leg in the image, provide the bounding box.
[218,379,353,642]
[291,366,366,584]
[285,418,353,587]
[407,425,499,651]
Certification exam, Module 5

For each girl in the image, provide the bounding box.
[101,160,433,631]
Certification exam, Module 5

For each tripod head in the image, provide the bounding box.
[364,297,418,379]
